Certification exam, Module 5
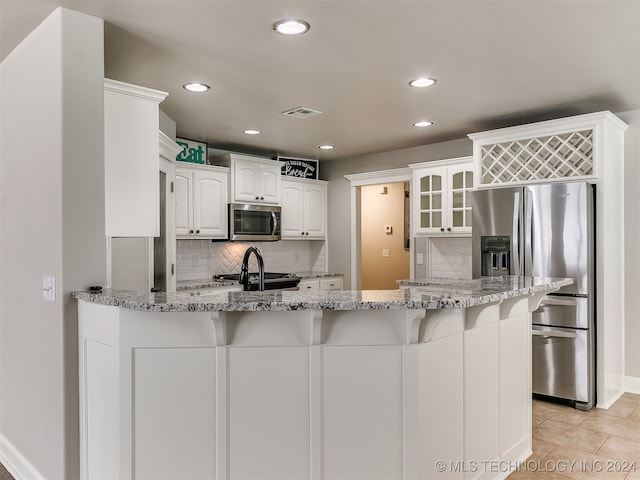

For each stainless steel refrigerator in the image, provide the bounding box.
[472,181,595,410]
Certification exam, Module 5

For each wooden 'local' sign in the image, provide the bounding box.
[279,156,319,180]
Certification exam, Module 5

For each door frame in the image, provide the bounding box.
[344,168,412,289]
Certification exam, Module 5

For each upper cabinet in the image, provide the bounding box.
[468,111,627,189]
[409,157,474,236]
[104,79,168,237]
[175,164,228,239]
[281,178,328,240]
[216,153,281,204]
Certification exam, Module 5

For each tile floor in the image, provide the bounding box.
[0,462,12,480]
[0,394,638,480]
[509,393,640,479]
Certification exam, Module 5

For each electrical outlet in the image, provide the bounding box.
[382,249,390,257]
[416,253,424,265]
[43,275,56,302]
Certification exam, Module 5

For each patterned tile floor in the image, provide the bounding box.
[509,393,640,479]
[0,394,638,479]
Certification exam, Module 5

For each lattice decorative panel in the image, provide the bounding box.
[480,129,594,185]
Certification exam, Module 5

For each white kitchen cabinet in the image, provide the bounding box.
[175,164,228,239]
[409,157,473,236]
[217,153,281,204]
[299,276,343,291]
[282,178,328,239]
[104,79,168,237]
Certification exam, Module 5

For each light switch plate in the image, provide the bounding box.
[382,249,390,257]
[416,253,424,265]
[384,225,393,234]
[43,275,56,302]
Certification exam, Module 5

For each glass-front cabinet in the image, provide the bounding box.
[417,168,445,234]
[410,157,474,236]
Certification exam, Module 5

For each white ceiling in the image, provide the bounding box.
[2,1,639,161]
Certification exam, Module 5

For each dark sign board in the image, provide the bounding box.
[279,156,319,180]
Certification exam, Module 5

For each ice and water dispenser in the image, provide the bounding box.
[480,236,511,276]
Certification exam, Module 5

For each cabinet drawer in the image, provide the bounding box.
[320,277,343,290]
[299,279,320,291]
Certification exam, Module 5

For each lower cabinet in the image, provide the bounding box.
[299,276,343,291]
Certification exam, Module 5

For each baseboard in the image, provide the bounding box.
[0,432,46,480]
[625,375,640,394]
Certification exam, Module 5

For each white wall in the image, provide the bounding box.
[620,109,640,383]
[0,8,105,480]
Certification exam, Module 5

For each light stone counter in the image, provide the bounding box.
[74,275,571,312]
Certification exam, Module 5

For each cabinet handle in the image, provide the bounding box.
[189,229,194,234]
[255,196,260,200]
[440,228,445,232]
[260,196,264,200]
[447,227,451,232]
[196,230,200,234]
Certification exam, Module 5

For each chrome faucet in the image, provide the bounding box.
[239,246,265,291]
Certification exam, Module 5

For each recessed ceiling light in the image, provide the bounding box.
[413,121,434,127]
[409,78,437,88]
[319,145,335,150]
[243,129,261,135]
[183,82,210,92]
[273,19,310,35]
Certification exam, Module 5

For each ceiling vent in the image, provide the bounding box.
[281,106,322,119]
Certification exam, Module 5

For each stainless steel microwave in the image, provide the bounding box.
[229,203,281,241]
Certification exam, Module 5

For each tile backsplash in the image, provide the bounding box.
[427,236,472,279]
[177,240,327,281]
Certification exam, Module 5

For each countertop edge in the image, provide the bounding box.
[73,276,573,313]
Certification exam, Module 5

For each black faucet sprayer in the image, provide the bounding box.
[239,246,265,291]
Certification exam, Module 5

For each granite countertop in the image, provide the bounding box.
[73,276,572,313]
[176,272,343,291]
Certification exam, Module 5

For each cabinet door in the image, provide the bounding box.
[104,82,164,237]
[258,163,281,204]
[175,169,193,236]
[193,170,228,238]
[281,181,305,238]
[233,160,260,203]
[414,168,445,235]
[447,166,473,233]
[303,183,327,239]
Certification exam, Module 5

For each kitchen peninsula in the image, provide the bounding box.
[74,276,571,480]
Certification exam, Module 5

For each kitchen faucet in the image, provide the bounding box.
[239,246,265,291]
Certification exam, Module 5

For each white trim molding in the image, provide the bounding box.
[625,376,640,394]
[345,168,412,289]
[0,432,46,480]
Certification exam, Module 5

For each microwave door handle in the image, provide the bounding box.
[271,212,278,236]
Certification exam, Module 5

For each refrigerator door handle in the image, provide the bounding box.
[512,191,520,275]
[532,327,578,339]
[524,188,533,276]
